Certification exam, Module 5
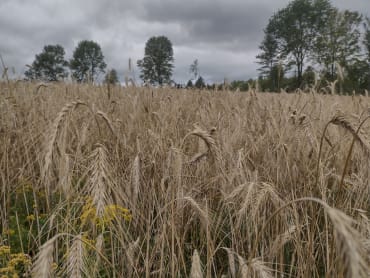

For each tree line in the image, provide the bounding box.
[256,0,370,93]
[25,41,110,83]
[24,36,174,86]
[24,0,370,93]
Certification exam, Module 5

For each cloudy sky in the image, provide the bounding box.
[1,0,369,84]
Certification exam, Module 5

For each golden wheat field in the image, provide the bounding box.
[0,81,369,277]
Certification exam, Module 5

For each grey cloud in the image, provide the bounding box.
[136,0,279,52]
[0,0,369,83]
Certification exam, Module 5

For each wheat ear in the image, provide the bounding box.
[42,100,86,186]
[32,237,57,278]
[190,249,203,278]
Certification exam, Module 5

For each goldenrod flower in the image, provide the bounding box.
[8,253,31,268]
[80,198,132,227]
[26,214,35,222]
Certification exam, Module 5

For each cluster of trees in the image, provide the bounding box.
[25,41,111,83]
[25,36,175,86]
[257,0,370,92]
[186,59,207,89]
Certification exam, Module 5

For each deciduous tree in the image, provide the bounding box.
[257,0,333,87]
[137,36,174,85]
[104,69,119,85]
[315,10,363,80]
[69,40,106,82]
[25,44,68,81]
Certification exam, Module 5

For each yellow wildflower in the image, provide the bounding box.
[81,234,95,247]
[104,205,132,222]
[3,229,15,236]
[0,245,11,256]
[80,198,132,227]
[0,266,15,274]
[8,253,31,268]
[26,214,35,222]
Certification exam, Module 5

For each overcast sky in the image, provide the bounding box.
[1,0,369,84]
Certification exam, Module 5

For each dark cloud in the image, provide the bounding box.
[0,0,369,83]
[141,1,278,45]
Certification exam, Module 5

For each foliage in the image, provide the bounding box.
[104,69,119,85]
[258,0,333,87]
[24,44,68,81]
[186,79,193,88]
[137,36,174,85]
[257,0,369,92]
[302,66,316,88]
[364,17,370,64]
[344,60,370,92]
[69,40,107,82]
[230,80,249,91]
[195,76,206,89]
[256,24,279,77]
[315,9,363,80]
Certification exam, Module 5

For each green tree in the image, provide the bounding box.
[257,23,284,92]
[302,66,316,88]
[315,10,362,80]
[25,44,68,81]
[345,60,370,92]
[137,36,174,85]
[195,76,205,89]
[69,40,107,82]
[258,0,333,87]
[364,17,370,90]
[364,17,370,63]
[269,63,285,91]
[230,80,249,91]
[104,69,119,85]
[186,80,193,88]
[256,23,279,77]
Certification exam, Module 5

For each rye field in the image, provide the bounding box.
[0,81,369,277]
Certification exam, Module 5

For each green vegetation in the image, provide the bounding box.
[104,69,119,85]
[24,44,68,82]
[257,0,370,92]
[137,36,174,85]
[69,40,107,83]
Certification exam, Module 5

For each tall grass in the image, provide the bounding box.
[0,81,369,277]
